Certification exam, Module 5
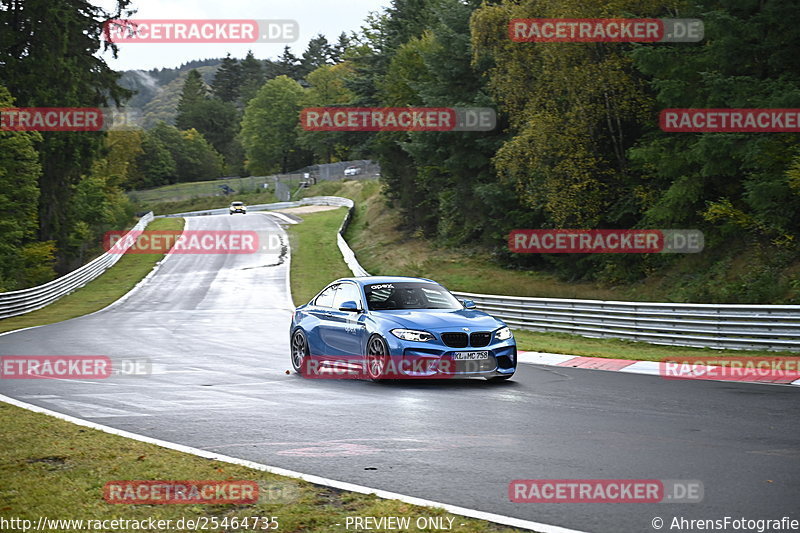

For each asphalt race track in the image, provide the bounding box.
[1,213,799,532]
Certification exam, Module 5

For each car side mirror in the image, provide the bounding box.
[461,299,477,309]
[339,300,362,312]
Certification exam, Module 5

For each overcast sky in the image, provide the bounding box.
[94,0,389,71]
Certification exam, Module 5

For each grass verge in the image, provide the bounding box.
[128,176,303,204]
[137,189,279,217]
[0,217,184,335]
[0,403,526,533]
[304,181,649,301]
[285,207,353,306]
[295,181,799,361]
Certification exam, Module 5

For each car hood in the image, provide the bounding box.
[371,308,503,331]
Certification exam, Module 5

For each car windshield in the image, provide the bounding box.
[231,202,243,206]
[364,282,462,310]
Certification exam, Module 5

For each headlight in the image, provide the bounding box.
[390,329,434,342]
[495,326,513,341]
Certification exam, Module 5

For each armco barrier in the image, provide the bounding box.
[7,196,798,351]
[315,197,800,352]
[0,213,154,320]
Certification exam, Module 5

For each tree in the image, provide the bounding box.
[0,0,133,272]
[629,2,800,238]
[274,46,302,80]
[174,66,243,173]
[175,69,209,130]
[212,54,242,103]
[330,32,351,63]
[148,123,223,182]
[239,51,266,105]
[472,0,655,229]
[298,63,357,163]
[97,130,144,189]
[180,128,225,181]
[300,34,333,77]
[374,0,512,241]
[132,129,177,188]
[0,85,52,290]
[241,76,311,174]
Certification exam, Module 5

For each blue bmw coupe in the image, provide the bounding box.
[290,276,516,381]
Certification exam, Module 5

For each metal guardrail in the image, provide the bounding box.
[7,195,798,352]
[322,197,800,352]
[0,213,154,320]
[446,292,800,351]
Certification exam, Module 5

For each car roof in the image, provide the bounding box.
[332,276,438,286]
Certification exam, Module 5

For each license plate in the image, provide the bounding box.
[452,351,490,360]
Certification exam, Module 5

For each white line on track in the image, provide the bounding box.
[0,394,586,533]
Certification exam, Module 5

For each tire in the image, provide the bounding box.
[365,335,391,382]
[291,329,310,374]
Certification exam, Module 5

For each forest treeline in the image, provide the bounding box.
[1,0,798,302]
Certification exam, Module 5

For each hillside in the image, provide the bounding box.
[117,64,221,128]
[301,179,800,305]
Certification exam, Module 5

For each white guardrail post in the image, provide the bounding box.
[0,212,155,320]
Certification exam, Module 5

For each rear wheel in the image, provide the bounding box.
[366,335,390,382]
[291,330,309,374]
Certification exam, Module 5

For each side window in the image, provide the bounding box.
[332,283,362,309]
[314,284,338,308]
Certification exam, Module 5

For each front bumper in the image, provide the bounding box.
[385,336,517,378]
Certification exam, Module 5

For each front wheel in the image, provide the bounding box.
[366,335,391,382]
[291,329,309,374]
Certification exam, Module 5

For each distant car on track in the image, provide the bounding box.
[290,276,516,381]
[344,165,362,176]
[229,201,247,215]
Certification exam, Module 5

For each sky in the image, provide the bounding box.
[93,0,389,71]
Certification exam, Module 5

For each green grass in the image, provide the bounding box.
[0,217,184,335]
[142,188,279,217]
[303,180,800,304]
[0,403,527,533]
[293,180,800,360]
[128,175,309,211]
[128,176,290,203]
[306,180,645,301]
[286,207,353,306]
